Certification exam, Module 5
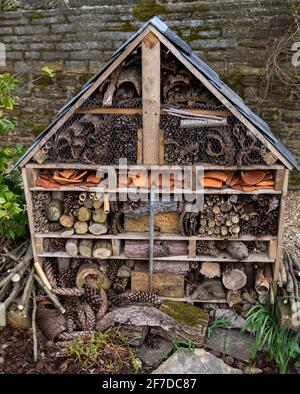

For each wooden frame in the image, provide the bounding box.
[20,22,295,305]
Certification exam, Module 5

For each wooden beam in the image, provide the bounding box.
[142,32,161,165]
[148,26,292,170]
[19,27,152,167]
[273,169,289,287]
[76,108,230,116]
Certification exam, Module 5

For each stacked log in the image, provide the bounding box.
[32,190,109,236]
[194,195,279,238]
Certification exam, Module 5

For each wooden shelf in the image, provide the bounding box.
[35,231,277,242]
[26,162,285,171]
[75,107,231,117]
[29,186,281,194]
[38,251,272,263]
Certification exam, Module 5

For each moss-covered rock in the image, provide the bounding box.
[159,300,209,327]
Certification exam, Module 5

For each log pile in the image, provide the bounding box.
[33,191,111,238]
[182,194,279,238]
[277,249,300,327]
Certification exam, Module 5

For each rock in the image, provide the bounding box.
[152,349,242,374]
[226,241,249,260]
[191,279,226,300]
[214,309,246,330]
[137,336,173,368]
[206,328,256,362]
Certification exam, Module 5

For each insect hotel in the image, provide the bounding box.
[16,17,299,337]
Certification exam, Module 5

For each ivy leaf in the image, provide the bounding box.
[0,118,15,134]
[41,66,55,78]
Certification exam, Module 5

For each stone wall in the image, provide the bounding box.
[0,0,299,186]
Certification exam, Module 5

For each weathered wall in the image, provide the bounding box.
[0,0,299,186]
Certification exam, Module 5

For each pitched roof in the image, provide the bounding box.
[16,16,299,170]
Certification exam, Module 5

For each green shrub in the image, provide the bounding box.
[0,144,28,240]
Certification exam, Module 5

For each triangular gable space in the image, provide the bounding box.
[20,22,292,169]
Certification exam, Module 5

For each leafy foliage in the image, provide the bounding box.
[242,302,300,374]
[0,144,28,240]
[0,73,18,134]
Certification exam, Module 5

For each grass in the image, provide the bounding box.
[172,338,195,355]
[207,318,230,338]
[242,302,300,374]
[67,331,141,374]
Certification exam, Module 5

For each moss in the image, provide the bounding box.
[33,75,54,89]
[160,300,208,327]
[133,0,167,22]
[29,12,45,20]
[118,21,136,33]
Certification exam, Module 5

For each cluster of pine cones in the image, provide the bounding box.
[43,259,161,334]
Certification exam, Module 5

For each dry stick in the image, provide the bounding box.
[18,267,35,313]
[2,243,32,275]
[285,251,299,326]
[4,277,26,309]
[34,274,65,314]
[32,286,38,363]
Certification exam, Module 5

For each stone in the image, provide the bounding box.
[152,349,242,374]
[136,336,173,368]
[191,279,226,300]
[214,309,246,330]
[206,328,255,362]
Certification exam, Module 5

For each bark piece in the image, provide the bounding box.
[45,199,63,222]
[96,303,209,348]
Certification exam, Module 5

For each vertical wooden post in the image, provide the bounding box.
[142,32,160,165]
[273,169,289,289]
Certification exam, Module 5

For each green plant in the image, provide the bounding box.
[207,318,230,337]
[67,331,140,373]
[242,302,300,374]
[0,73,18,134]
[172,338,195,354]
[0,145,28,239]
[0,66,55,240]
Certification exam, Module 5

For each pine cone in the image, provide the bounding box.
[196,241,208,255]
[43,260,58,288]
[64,298,78,333]
[58,268,77,288]
[107,260,123,281]
[76,302,95,331]
[120,290,161,306]
[52,287,84,297]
